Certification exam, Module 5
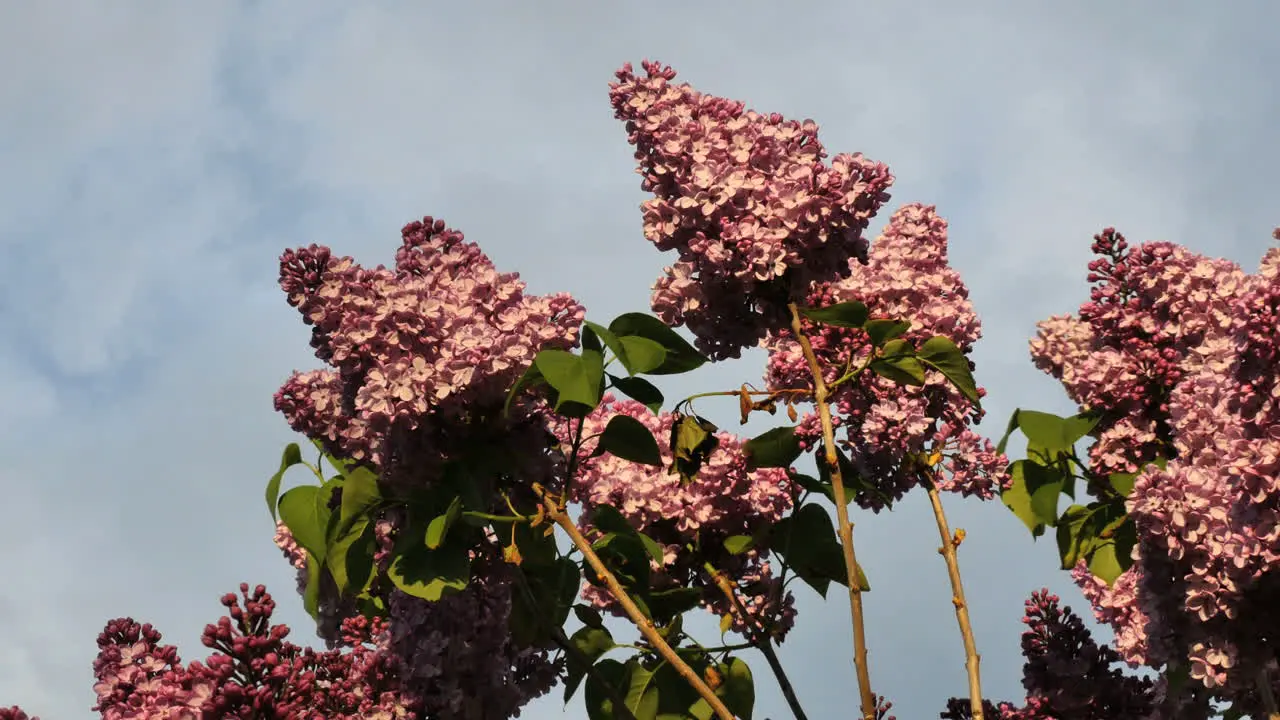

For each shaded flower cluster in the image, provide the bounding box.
[764,203,1007,511]
[1032,227,1280,703]
[86,584,416,719]
[568,395,798,636]
[274,216,584,493]
[610,60,894,360]
[275,515,560,719]
[386,557,562,720]
[941,590,1154,720]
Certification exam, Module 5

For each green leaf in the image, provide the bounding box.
[266,443,303,522]
[637,532,666,566]
[302,553,322,619]
[995,410,1022,456]
[608,373,664,413]
[1001,460,1067,536]
[386,529,471,602]
[689,658,755,720]
[918,336,980,405]
[723,535,755,555]
[1109,471,1138,497]
[588,533,651,593]
[623,661,661,720]
[721,657,755,720]
[800,301,869,328]
[742,426,803,470]
[327,517,376,596]
[584,658,630,720]
[581,323,604,353]
[504,361,548,417]
[1056,504,1093,569]
[1016,410,1098,457]
[870,355,927,386]
[1088,540,1125,585]
[863,319,911,346]
[564,626,617,703]
[535,349,602,416]
[425,495,463,549]
[648,587,704,624]
[617,336,668,375]
[278,486,329,563]
[595,414,664,466]
[608,313,708,375]
[668,414,720,484]
[338,465,381,532]
[591,504,637,536]
[574,604,605,629]
[769,504,851,597]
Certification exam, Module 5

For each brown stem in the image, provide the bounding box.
[1258,666,1280,720]
[707,566,809,720]
[925,481,985,720]
[787,302,877,720]
[534,485,736,720]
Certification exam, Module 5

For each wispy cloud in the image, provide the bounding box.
[3,2,1277,717]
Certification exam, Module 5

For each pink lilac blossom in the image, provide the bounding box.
[610,60,894,360]
[567,395,798,637]
[1029,228,1246,477]
[274,216,584,495]
[764,203,1008,511]
[86,584,417,719]
[1032,227,1280,705]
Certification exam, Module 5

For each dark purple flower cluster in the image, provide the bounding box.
[81,584,417,719]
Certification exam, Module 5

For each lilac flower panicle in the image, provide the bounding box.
[611,60,894,359]
[1031,227,1280,705]
[764,203,1008,511]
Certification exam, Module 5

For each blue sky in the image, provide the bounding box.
[3,2,1279,718]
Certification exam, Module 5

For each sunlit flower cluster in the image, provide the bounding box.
[568,395,798,636]
[274,216,584,493]
[1033,227,1280,702]
[610,60,894,360]
[764,203,1007,511]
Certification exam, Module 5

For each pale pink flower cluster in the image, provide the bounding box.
[274,216,584,487]
[764,203,1007,511]
[610,60,894,359]
[1034,227,1280,701]
[568,396,798,636]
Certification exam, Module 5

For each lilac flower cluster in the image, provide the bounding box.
[385,557,562,719]
[274,216,584,490]
[610,60,895,360]
[67,584,416,719]
[568,396,798,636]
[270,216,583,717]
[1031,227,1280,702]
[763,203,1008,511]
[941,590,1154,720]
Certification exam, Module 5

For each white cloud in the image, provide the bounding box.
[2,2,1278,717]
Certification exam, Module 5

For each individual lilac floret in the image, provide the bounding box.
[610,60,894,360]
